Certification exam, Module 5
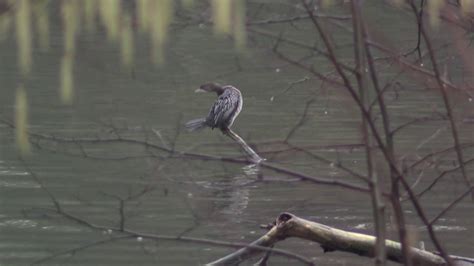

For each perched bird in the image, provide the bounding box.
[185,83,243,132]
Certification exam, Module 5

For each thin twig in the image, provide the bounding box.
[429,187,473,226]
[284,99,315,143]
[408,1,473,201]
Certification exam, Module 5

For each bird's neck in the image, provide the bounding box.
[214,86,226,95]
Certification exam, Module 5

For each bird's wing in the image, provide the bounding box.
[208,91,237,128]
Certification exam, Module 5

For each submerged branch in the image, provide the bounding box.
[223,128,264,164]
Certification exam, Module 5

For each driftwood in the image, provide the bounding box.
[223,128,264,164]
[208,213,474,266]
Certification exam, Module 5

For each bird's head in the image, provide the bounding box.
[196,82,225,95]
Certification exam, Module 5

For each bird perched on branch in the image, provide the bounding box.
[185,82,243,133]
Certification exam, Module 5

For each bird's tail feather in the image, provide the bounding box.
[185,118,207,132]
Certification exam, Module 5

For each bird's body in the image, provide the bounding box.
[186,83,243,132]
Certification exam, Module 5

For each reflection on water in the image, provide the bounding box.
[0,219,37,229]
[431,225,467,232]
[184,163,260,224]
[242,163,261,176]
[218,164,261,222]
[217,175,251,221]
[0,162,37,188]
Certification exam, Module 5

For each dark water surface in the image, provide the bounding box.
[1,1,473,265]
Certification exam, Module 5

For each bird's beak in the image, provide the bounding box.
[195,88,206,93]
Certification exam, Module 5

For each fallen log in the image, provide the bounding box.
[207,213,474,266]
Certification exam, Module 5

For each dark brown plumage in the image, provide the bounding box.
[185,83,243,132]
